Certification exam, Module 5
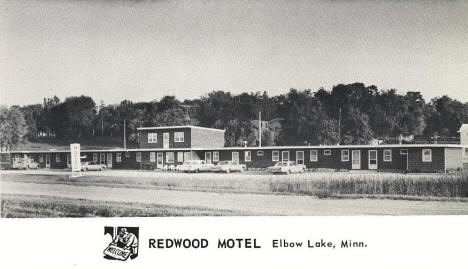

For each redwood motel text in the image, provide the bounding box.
[2,125,468,173]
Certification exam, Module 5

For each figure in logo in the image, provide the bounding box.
[103,226,139,261]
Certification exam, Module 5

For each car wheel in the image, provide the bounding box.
[226,169,231,174]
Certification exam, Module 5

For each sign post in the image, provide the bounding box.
[70,143,82,178]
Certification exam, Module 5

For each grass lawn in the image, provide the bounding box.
[1,194,245,218]
[3,171,468,199]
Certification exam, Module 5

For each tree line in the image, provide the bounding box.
[1,82,467,150]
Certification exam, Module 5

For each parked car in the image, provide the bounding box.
[266,161,306,174]
[12,157,39,170]
[178,160,214,172]
[81,162,107,171]
[211,161,246,173]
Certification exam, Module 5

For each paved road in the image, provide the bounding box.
[2,181,468,215]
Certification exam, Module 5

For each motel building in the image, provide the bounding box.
[2,124,468,173]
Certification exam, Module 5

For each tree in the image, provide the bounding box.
[260,129,274,146]
[0,106,27,151]
[41,96,60,138]
[20,104,43,140]
[224,119,257,147]
[277,89,327,145]
[51,96,96,140]
[397,92,426,137]
[340,107,373,145]
[151,108,193,127]
[316,119,340,145]
[424,96,465,138]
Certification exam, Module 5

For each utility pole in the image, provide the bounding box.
[338,108,341,145]
[258,111,262,147]
[123,119,127,150]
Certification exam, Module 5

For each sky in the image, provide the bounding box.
[1,0,468,106]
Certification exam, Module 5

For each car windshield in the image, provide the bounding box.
[219,161,230,165]
[275,162,288,167]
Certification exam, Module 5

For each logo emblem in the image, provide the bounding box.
[103,226,139,261]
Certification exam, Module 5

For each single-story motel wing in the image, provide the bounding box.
[2,125,468,173]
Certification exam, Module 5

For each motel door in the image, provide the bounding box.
[45,154,51,168]
[156,153,164,169]
[232,152,239,164]
[205,152,212,164]
[368,150,378,170]
[400,149,408,171]
[163,133,169,149]
[100,153,105,165]
[107,153,113,168]
[352,150,361,170]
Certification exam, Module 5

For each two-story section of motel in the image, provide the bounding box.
[134,125,225,169]
[138,125,225,149]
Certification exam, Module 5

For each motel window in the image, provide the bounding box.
[400,149,408,155]
[136,152,142,162]
[341,150,349,162]
[383,149,392,162]
[116,153,122,162]
[150,152,156,162]
[148,133,158,143]
[324,149,331,156]
[245,151,251,162]
[177,152,184,163]
[272,151,280,162]
[56,154,61,162]
[422,149,432,162]
[232,152,239,164]
[39,154,44,162]
[282,151,289,162]
[93,153,98,162]
[310,150,318,162]
[174,132,184,143]
[296,151,304,165]
[166,152,174,163]
[213,151,219,162]
[125,152,131,158]
[257,151,264,156]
